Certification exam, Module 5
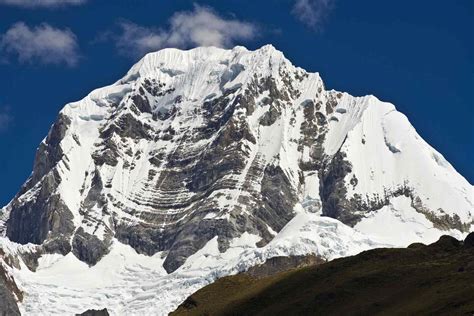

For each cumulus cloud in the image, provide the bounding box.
[113,21,167,58]
[166,5,257,48]
[292,0,335,31]
[111,5,257,58]
[0,107,13,132]
[0,0,86,8]
[0,22,80,66]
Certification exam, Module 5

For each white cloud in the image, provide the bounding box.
[0,107,12,132]
[114,21,167,58]
[113,5,257,58]
[0,0,86,8]
[292,0,335,31]
[166,5,257,48]
[0,22,80,66]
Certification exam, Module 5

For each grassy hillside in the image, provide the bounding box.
[172,233,474,316]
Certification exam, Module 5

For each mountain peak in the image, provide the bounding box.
[121,44,288,84]
[0,43,472,315]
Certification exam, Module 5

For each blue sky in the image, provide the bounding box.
[0,0,472,206]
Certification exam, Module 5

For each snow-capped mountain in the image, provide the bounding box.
[0,45,472,315]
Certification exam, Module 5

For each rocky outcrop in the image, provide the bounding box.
[25,113,71,192]
[0,272,20,316]
[0,249,22,316]
[72,228,112,265]
[7,175,75,246]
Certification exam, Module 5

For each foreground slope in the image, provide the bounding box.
[0,45,472,315]
[173,234,474,316]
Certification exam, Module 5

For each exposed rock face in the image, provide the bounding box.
[7,174,75,246]
[0,249,22,316]
[1,45,472,274]
[0,276,20,316]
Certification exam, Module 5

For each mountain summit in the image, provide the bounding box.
[0,45,472,315]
